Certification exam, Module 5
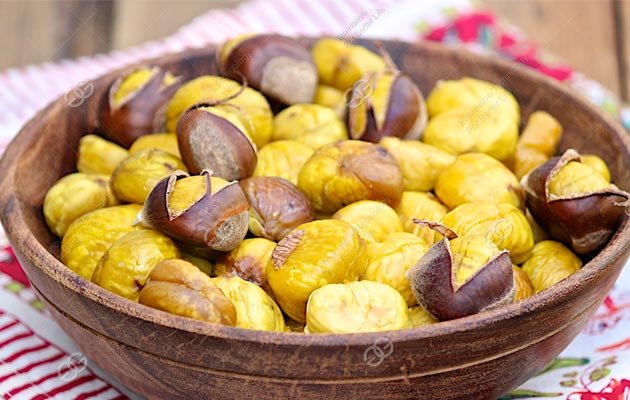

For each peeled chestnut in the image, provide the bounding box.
[100,67,181,147]
[139,259,237,325]
[348,70,427,142]
[407,234,515,321]
[522,149,629,254]
[239,176,315,241]
[218,34,317,105]
[177,106,257,180]
[137,170,249,251]
[297,140,403,214]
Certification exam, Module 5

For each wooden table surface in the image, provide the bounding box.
[0,0,628,101]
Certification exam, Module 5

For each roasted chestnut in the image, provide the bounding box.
[137,170,249,251]
[521,240,582,292]
[100,67,181,147]
[176,106,257,180]
[297,140,403,214]
[139,259,237,325]
[380,137,455,191]
[239,176,315,241]
[407,235,515,321]
[522,149,629,254]
[395,191,448,244]
[348,70,427,142]
[266,219,367,323]
[311,38,385,91]
[332,200,402,243]
[272,104,348,149]
[214,238,276,292]
[305,280,410,333]
[435,153,523,210]
[218,34,317,105]
[77,134,128,175]
[252,140,314,185]
[164,75,273,148]
[510,111,563,179]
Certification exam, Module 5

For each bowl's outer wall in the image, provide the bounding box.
[1,39,629,400]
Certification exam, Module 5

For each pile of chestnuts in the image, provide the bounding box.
[43,34,629,334]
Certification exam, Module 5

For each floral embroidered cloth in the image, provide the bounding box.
[0,0,628,399]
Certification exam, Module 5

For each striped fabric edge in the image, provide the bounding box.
[0,309,128,400]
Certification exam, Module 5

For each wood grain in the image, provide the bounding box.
[1,39,629,399]
[616,0,630,99]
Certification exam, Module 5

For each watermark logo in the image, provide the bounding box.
[346,78,374,109]
[58,352,88,381]
[65,80,94,108]
[363,337,393,367]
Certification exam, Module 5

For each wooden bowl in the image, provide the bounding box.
[1,39,629,400]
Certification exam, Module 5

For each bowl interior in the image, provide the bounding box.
[5,38,630,343]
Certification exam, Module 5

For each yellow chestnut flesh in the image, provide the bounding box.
[214,238,276,292]
[435,153,523,209]
[363,232,429,305]
[44,173,118,237]
[380,137,455,191]
[314,84,346,117]
[212,276,286,332]
[111,148,186,204]
[408,305,436,327]
[395,191,448,244]
[272,104,348,149]
[511,111,562,179]
[548,161,610,198]
[297,140,403,215]
[61,204,142,280]
[92,229,180,300]
[513,265,534,302]
[441,202,534,264]
[139,259,236,325]
[253,140,314,185]
[581,154,611,183]
[423,104,518,162]
[311,38,385,90]
[305,281,410,333]
[266,219,367,323]
[77,134,128,175]
[167,175,230,215]
[426,77,520,123]
[521,240,581,293]
[129,133,180,158]
[164,75,272,148]
[332,200,402,243]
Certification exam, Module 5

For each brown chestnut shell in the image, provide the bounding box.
[176,107,257,180]
[219,34,317,105]
[138,170,249,251]
[407,239,515,321]
[522,149,629,255]
[239,176,315,241]
[348,71,427,143]
[100,67,181,147]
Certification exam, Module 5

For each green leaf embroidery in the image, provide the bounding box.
[589,368,611,382]
[560,380,577,387]
[498,389,562,399]
[537,358,590,375]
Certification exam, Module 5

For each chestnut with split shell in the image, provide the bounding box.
[407,233,515,321]
[137,170,249,252]
[522,149,630,254]
[239,176,315,241]
[218,34,318,105]
[100,67,181,147]
[176,106,257,180]
[347,69,428,142]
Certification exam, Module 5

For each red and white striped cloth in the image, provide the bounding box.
[1,0,629,399]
